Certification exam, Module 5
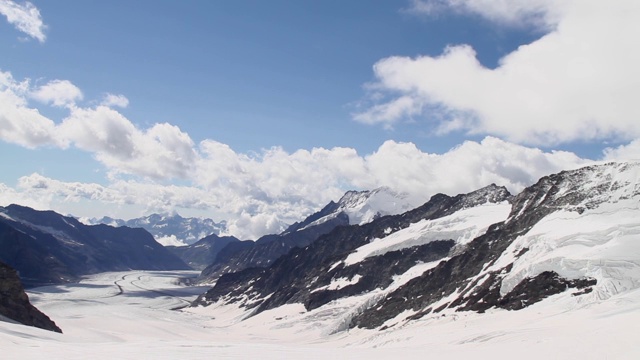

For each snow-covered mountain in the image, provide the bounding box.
[197,187,422,283]
[193,161,640,334]
[284,187,420,234]
[86,213,227,246]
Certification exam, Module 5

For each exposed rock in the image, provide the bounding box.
[0,261,61,333]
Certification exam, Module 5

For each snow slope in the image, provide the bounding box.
[344,201,511,265]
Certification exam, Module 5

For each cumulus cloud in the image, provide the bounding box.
[0,0,46,42]
[0,69,197,180]
[101,93,129,108]
[30,79,83,107]
[0,71,61,148]
[58,107,197,179]
[358,0,640,146]
[603,139,640,161]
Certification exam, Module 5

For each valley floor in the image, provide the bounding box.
[1,271,639,359]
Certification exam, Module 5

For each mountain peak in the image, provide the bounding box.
[508,161,640,224]
[336,187,420,226]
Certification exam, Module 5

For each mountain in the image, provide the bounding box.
[0,205,190,287]
[194,183,512,309]
[166,234,241,270]
[197,187,420,282]
[0,261,61,333]
[284,187,420,233]
[88,213,227,246]
[193,162,640,333]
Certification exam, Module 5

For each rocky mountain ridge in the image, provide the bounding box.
[193,162,640,333]
[195,184,512,311]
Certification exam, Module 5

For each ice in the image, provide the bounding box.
[498,199,640,299]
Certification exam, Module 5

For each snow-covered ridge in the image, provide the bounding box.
[300,187,421,231]
[509,161,640,222]
[344,201,511,265]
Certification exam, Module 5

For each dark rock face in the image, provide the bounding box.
[0,261,62,333]
[0,205,191,288]
[195,185,512,318]
[166,234,240,270]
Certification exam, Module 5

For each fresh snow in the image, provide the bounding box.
[344,201,511,265]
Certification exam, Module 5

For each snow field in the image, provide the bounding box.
[1,268,638,359]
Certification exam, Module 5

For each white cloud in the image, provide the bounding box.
[0,0,46,42]
[30,79,83,107]
[0,70,197,180]
[0,136,590,240]
[358,0,640,146]
[58,107,197,180]
[101,93,129,108]
[0,67,601,240]
[603,139,640,161]
[0,71,61,148]
[406,0,562,29]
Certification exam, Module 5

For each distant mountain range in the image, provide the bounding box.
[0,205,190,288]
[85,213,227,246]
[194,161,640,332]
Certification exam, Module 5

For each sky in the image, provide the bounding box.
[1,0,639,239]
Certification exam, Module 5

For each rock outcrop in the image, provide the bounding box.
[0,261,62,333]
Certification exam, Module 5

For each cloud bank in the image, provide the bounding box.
[358,0,640,146]
[0,66,590,238]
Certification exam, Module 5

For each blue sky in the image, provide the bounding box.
[1,0,639,239]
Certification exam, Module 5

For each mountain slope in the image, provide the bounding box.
[197,187,420,282]
[195,184,512,312]
[0,205,190,287]
[192,162,640,334]
[351,161,640,328]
